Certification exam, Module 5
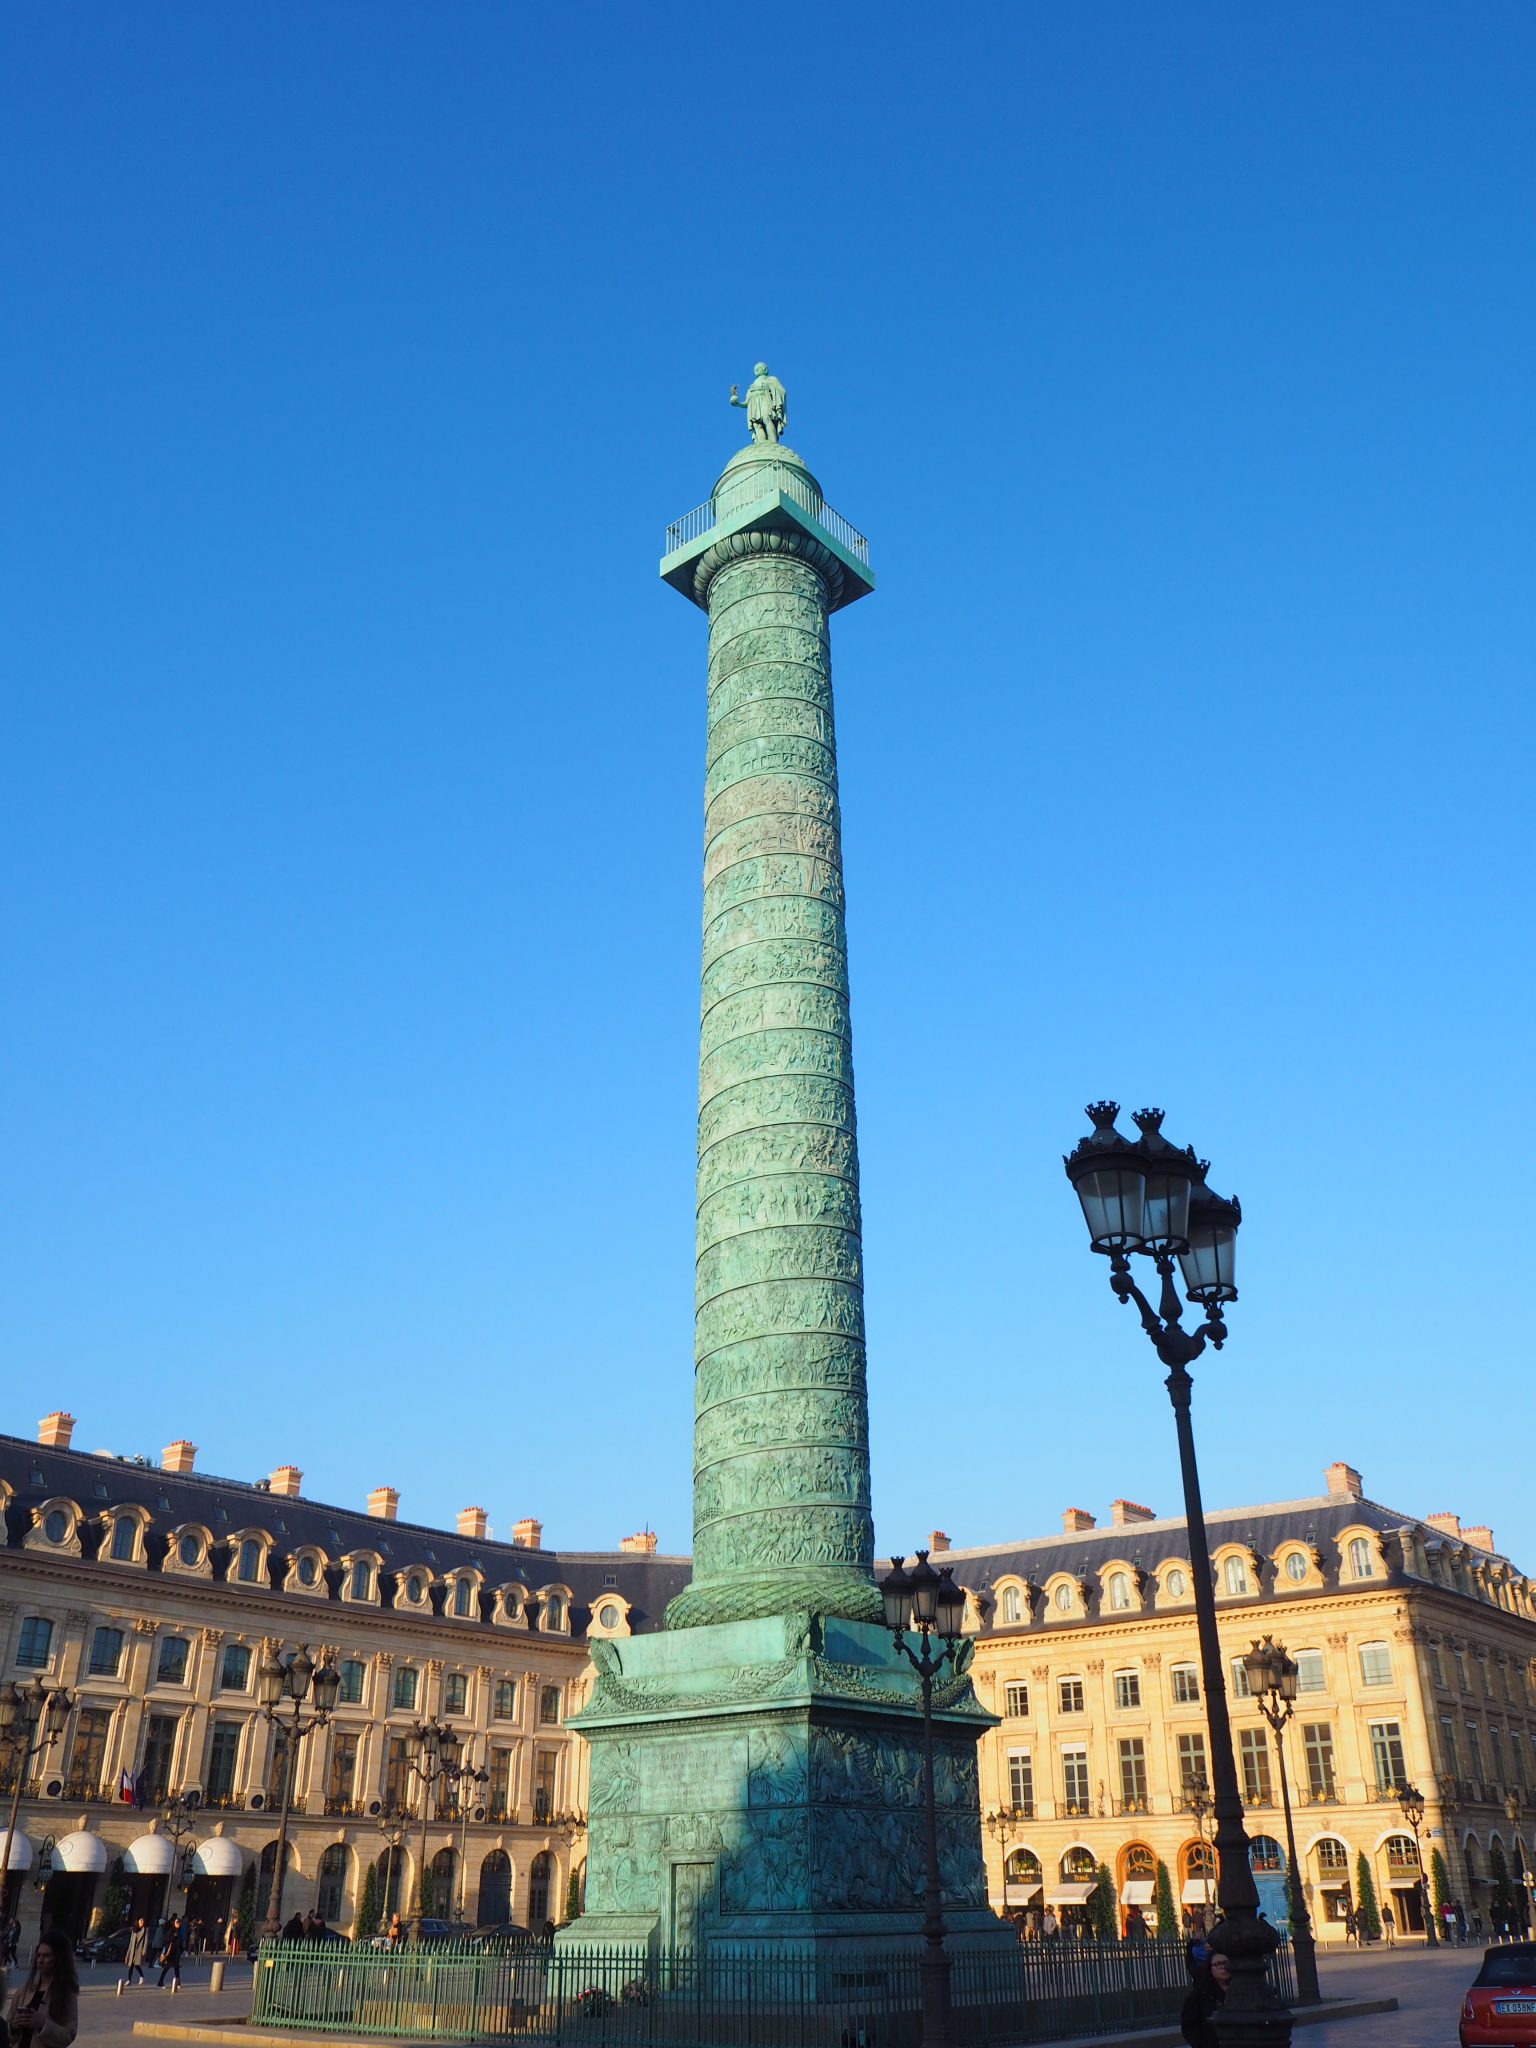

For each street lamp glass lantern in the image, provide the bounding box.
[42,1687,71,1733]
[1278,1654,1299,1702]
[935,1567,966,1640]
[1071,1166,1147,1254]
[290,1647,315,1701]
[880,1559,911,1633]
[907,1551,940,1627]
[1176,1192,1240,1303]
[258,1654,287,1708]
[313,1662,342,1715]
[440,1724,462,1768]
[1242,1640,1274,1697]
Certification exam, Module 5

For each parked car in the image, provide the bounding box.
[366,1919,470,1949]
[1460,1943,1536,2045]
[467,1923,538,1951]
[76,1927,133,1965]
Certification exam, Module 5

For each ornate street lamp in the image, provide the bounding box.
[446,1756,491,1925]
[881,1549,968,2048]
[403,1717,460,1939]
[158,1791,201,1942]
[984,1805,1022,1919]
[1067,1104,1288,2046]
[258,1646,341,1940]
[1396,1784,1436,1948]
[375,1807,407,1929]
[1505,1793,1529,1936]
[1185,1775,1215,1926]
[0,1679,72,1921]
[1243,1636,1322,2000]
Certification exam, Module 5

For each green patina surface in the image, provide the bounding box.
[561,407,1005,1961]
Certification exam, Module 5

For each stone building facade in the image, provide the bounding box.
[0,1414,688,1948]
[942,1462,1536,1943]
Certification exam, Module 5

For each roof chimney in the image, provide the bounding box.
[511,1516,543,1550]
[930,1530,950,1554]
[367,1486,399,1521]
[1325,1461,1363,1504]
[618,1529,656,1556]
[162,1440,197,1475]
[269,1466,303,1498]
[1062,1507,1096,1533]
[1110,1499,1155,1527]
[458,1506,488,1541]
[38,1412,76,1450]
[1463,1525,1496,1553]
[1426,1512,1462,1539]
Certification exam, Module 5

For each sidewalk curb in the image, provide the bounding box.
[1026,1996,1399,2048]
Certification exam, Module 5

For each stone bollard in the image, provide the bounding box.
[210,1960,226,1994]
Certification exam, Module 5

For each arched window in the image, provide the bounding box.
[528,1851,553,1929]
[1314,1839,1348,1872]
[350,1558,373,1600]
[376,1844,403,1916]
[317,1843,348,1922]
[543,1595,565,1631]
[111,1516,137,1562]
[1349,1537,1374,1579]
[1185,1841,1216,1881]
[1061,1846,1096,1882]
[1122,1843,1155,1879]
[156,1635,190,1685]
[259,1838,297,1889]
[454,1579,474,1619]
[1249,1836,1284,1872]
[1108,1572,1131,1611]
[430,1847,456,1919]
[1223,1556,1249,1596]
[1001,1585,1023,1625]
[393,1666,418,1712]
[17,1616,53,1670]
[1005,1847,1042,1884]
[238,1538,263,1584]
[478,1849,512,1927]
[1384,1835,1418,1871]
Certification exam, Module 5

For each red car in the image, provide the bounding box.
[1462,1944,1536,2045]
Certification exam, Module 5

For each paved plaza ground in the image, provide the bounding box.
[63,1941,1486,2048]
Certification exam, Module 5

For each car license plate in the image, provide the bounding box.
[1494,1999,1536,2014]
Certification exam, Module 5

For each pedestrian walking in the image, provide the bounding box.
[224,1917,241,1960]
[7,1933,78,2048]
[120,1918,149,1991]
[156,1916,183,1991]
[1343,1905,1358,1947]
[1381,1906,1395,1946]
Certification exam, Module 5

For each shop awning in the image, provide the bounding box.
[192,1838,244,1879]
[1047,1883,1097,1905]
[1182,1879,1218,1904]
[1122,1880,1155,1905]
[53,1831,108,1874]
[1003,1882,1042,1903]
[124,1833,177,1876]
[0,1833,33,1873]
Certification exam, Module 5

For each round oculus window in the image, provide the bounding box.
[1284,1551,1308,1581]
[1167,1568,1187,1596]
[407,1575,424,1602]
[598,1603,620,1629]
[1053,1584,1072,1611]
[43,1510,67,1544]
[297,1555,318,1586]
[179,1533,201,1566]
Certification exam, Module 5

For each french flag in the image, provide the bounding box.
[118,1769,140,1806]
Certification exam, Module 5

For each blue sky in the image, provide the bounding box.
[4,6,1533,1569]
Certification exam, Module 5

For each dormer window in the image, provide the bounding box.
[296,1555,319,1588]
[351,1559,374,1601]
[1284,1550,1309,1582]
[43,1509,68,1545]
[453,1579,474,1619]
[178,1532,203,1568]
[1053,1583,1073,1612]
[1348,1537,1375,1580]
[1223,1556,1250,1596]
[110,1516,138,1562]
[237,1538,263,1584]
[1108,1572,1131,1611]
[1001,1585,1023,1624]
[406,1574,426,1604]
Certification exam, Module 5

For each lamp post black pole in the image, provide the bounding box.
[404,1718,459,1940]
[158,1792,201,1944]
[259,1648,341,1941]
[1066,1104,1289,2048]
[0,1682,72,1929]
[984,1807,1018,1923]
[1397,1785,1436,1947]
[450,1761,490,1924]
[375,1811,405,1930]
[1245,1637,1322,2001]
[882,1551,968,2048]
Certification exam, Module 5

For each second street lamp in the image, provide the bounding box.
[0,1680,73,1926]
[1397,1784,1437,1947]
[1242,1636,1322,2001]
[1066,1103,1288,2048]
[259,1647,341,1940]
[882,1550,968,2048]
[404,1717,460,1938]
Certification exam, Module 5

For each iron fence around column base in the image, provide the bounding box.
[251,1935,1296,2047]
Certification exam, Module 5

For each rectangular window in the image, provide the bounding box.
[16,1617,53,1669]
[1429,1643,1446,1688]
[1440,1716,1460,1774]
[339,1659,365,1706]
[1003,1683,1029,1719]
[1118,1737,1147,1809]
[1359,1642,1393,1687]
[493,1680,517,1721]
[110,1517,137,1561]
[1177,1732,1208,1792]
[1113,1671,1141,1710]
[1294,1651,1326,1694]
[488,1747,513,1820]
[1492,1727,1507,1785]
[206,1720,241,1802]
[1512,1730,1527,1791]
[219,1644,252,1692]
[393,1666,419,1712]
[1466,1724,1486,1781]
[156,1636,190,1686]
[1061,1746,1090,1812]
[64,1708,111,1800]
[1480,1655,1495,1699]
[1370,1719,1407,1793]
[1303,1724,1336,1800]
[327,1731,360,1809]
[1454,1648,1470,1691]
[533,1749,557,1822]
[1058,1677,1084,1714]
[385,1735,412,1815]
[1007,1751,1034,1814]
[1230,1658,1252,1700]
[88,1626,124,1678]
[539,1684,562,1726]
[453,1580,474,1618]
[1170,1664,1200,1704]
[444,1673,468,1715]
[141,1713,179,1804]
[1240,1727,1272,1804]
